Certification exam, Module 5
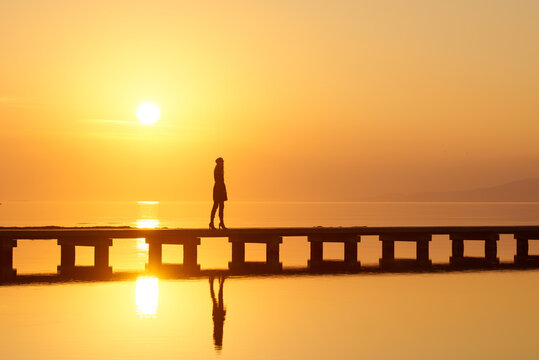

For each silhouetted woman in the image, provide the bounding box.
[210,157,227,230]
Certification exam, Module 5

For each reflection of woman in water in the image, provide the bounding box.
[209,275,226,350]
[209,157,227,230]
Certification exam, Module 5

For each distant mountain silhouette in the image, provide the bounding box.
[370,178,539,202]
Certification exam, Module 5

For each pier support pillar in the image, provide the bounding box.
[381,239,395,261]
[59,243,75,275]
[309,241,323,267]
[516,238,529,259]
[266,241,280,267]
[416,239,430,265]
[229,235,282,273]
[344,241,358,266]
[379,233,432,269]
[0,239,17,280]
[449,233,499,267]
[308,234,361,271]
[148,241,162,270]
[485,239,498,263]
[452,239,464,259]
[514,233,539,265]
[183,241,199,271]
[231,241,245,266]
[94,243,110,273]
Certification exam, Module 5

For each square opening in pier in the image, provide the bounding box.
[245,243,266,262]
[75,246,94,266]
[463,241,485,258]
[109,238,148,272]
[394,242,416,260]
[360,236,381,266]
[430,235,450,264]
[323,242,344,261]
[281,236,309,268]
[199,237,230,270]
[528,238,539,256]
[162,244,183,264]
[498,234,515,262]
[13,240,60,275]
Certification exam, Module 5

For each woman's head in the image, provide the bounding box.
[215,157,224,164]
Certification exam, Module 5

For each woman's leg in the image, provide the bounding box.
[210,201,219,222]
[218,201,225,224]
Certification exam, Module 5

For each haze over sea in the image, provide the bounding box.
[1,201,539,359]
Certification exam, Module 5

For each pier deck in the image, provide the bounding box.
[3,225,539,238]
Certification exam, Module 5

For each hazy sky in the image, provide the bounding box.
[1,0,538,201]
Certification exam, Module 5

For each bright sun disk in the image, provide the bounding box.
[136,102,160,125]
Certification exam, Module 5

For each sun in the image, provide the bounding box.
[136,102,160,125]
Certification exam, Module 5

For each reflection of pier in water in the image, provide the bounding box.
[2,226,539,283]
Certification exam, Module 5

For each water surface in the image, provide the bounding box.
[1,201,539,359]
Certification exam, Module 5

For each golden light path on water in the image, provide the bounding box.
[135,219,160,229]
[134,215,158,267]
[135,276,159,318]
[135,201,160,230]
[133,204,161,318]
[135,238,149,252]
[134,220,157,256]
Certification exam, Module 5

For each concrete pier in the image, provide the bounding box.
[228,235,282,273]
[1,225,539,281]
[57,237,112,277]
[379,233,432,269]
[146,236,201,274]
[514,232,539,266]
[449,233,499,266]
[0,238,17,280]
[308,234,361,270]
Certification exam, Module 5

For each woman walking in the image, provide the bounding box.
[210,157,227,229]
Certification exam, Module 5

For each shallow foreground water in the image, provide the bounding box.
[1,201,539,359]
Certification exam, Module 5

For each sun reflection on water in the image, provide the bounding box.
[136,276,159,318]
[135,238,149,252]
[135,219,160,229]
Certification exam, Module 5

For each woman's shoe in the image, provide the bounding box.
[209,221,216,230]
[219,222,227,230]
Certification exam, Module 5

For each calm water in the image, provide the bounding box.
[1,201,539,359]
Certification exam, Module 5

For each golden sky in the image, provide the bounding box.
[1,0,538,201]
